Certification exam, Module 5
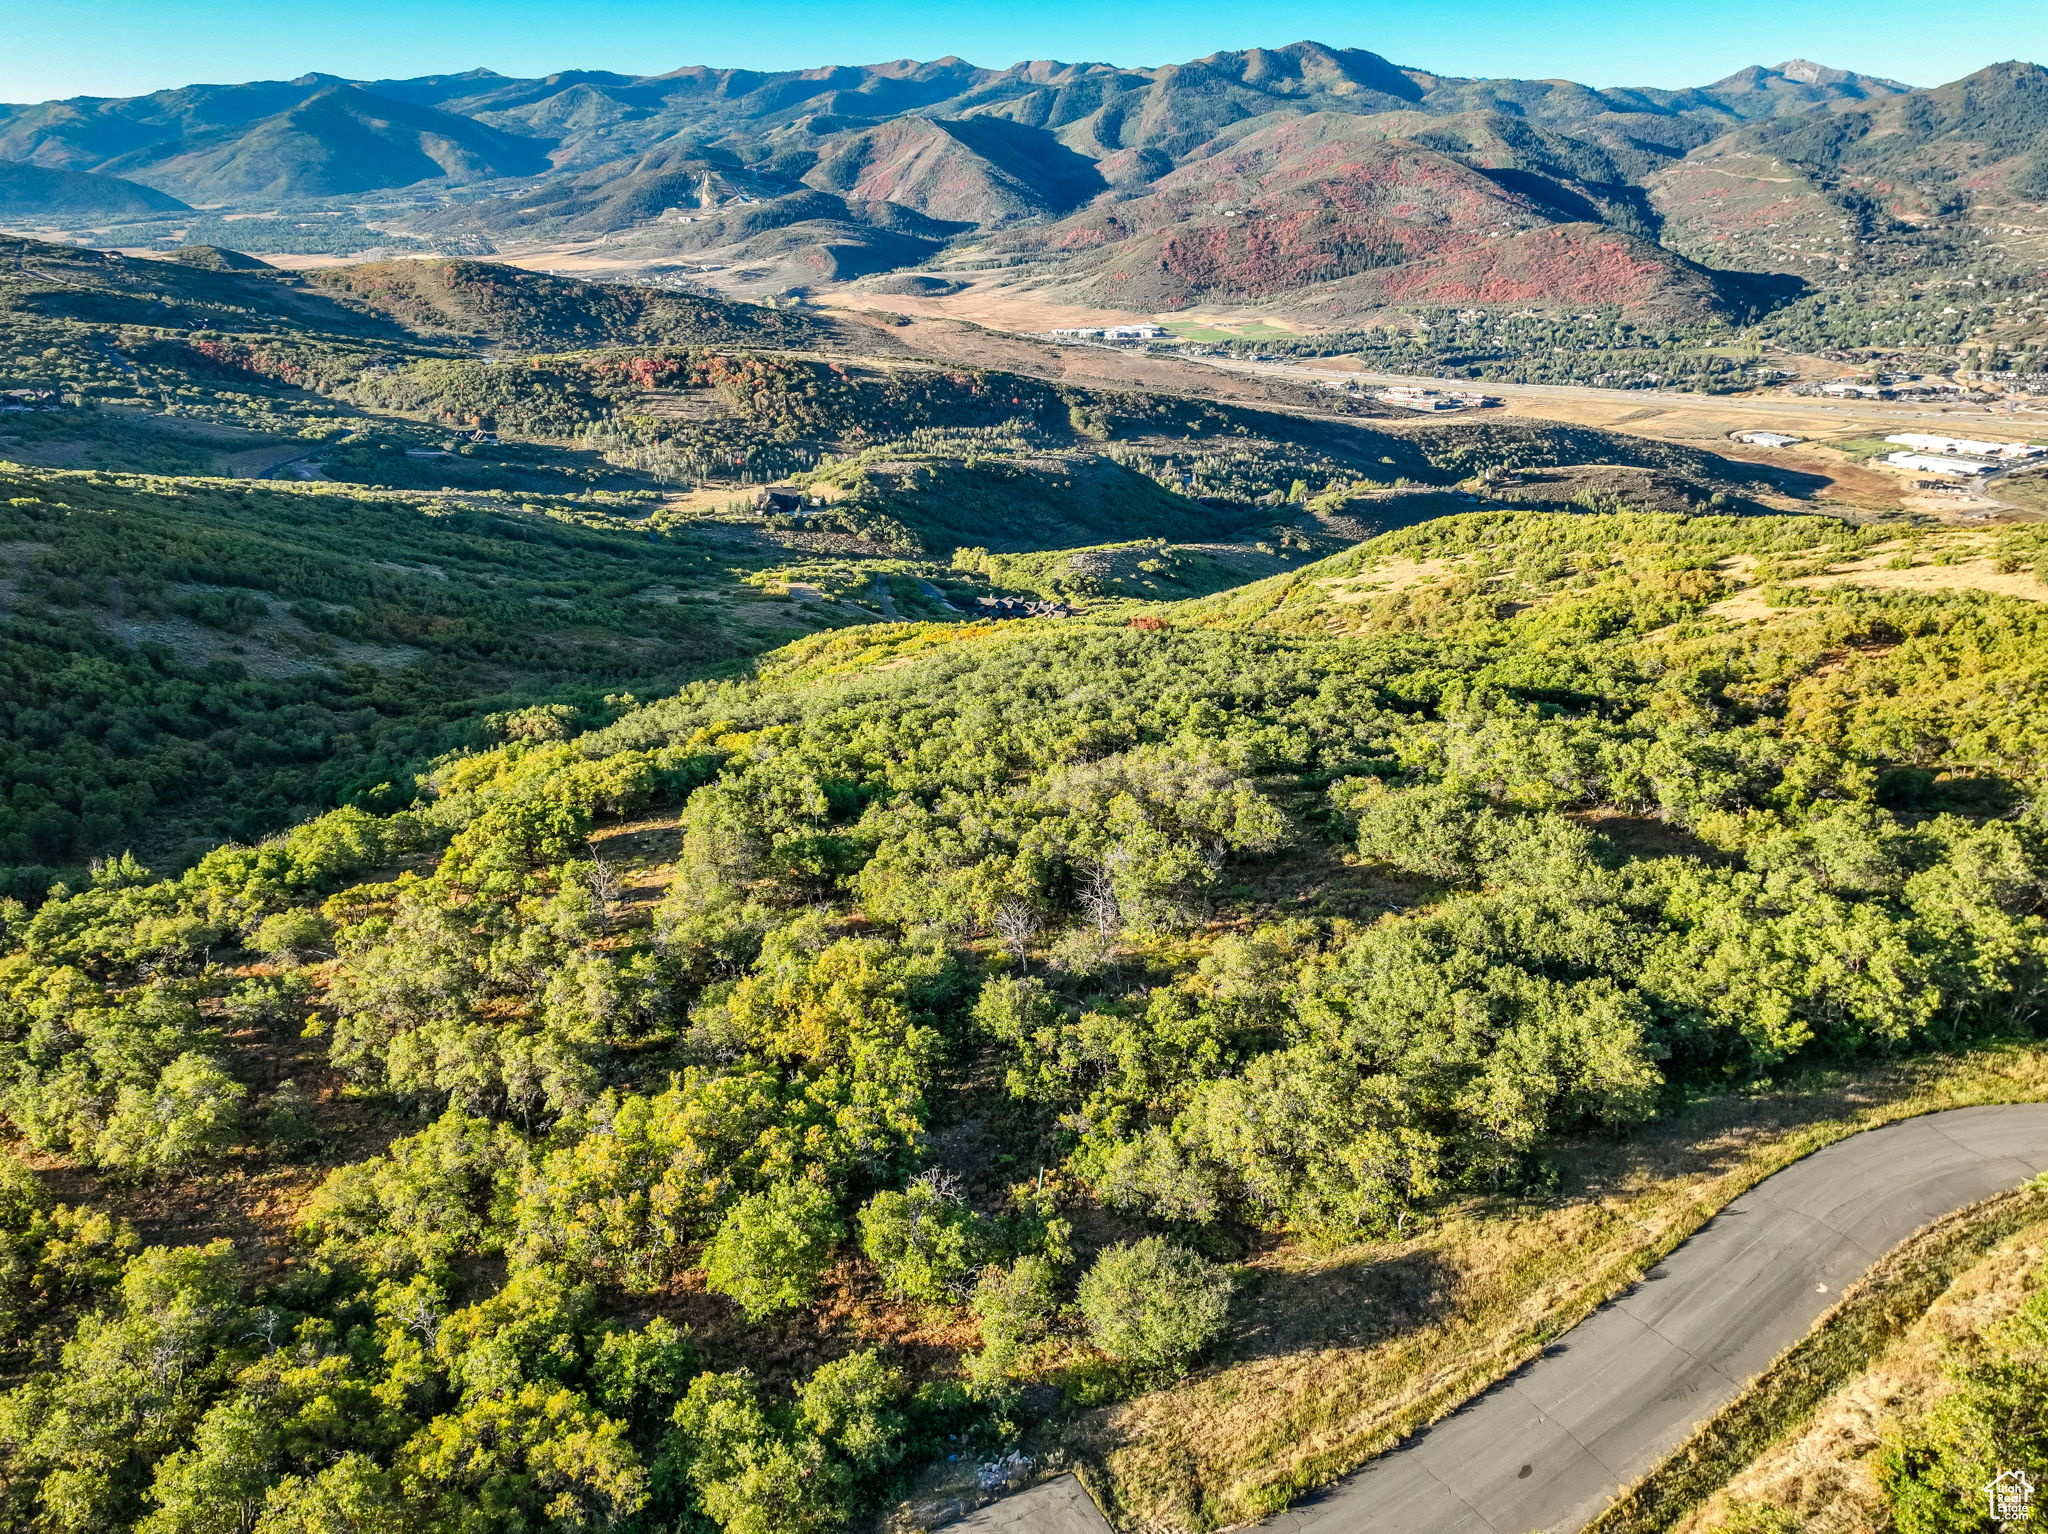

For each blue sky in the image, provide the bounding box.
[6,0,2046,104]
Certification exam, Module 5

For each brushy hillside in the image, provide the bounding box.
[1011,115,1750,322]
[304,258,835,351]
[1,507,2045,1534]
[1732,60,2048,214]
[951,538,1291,600]
[0,229,1783,558]
[0,465,861,895]
[797,451,1243,553]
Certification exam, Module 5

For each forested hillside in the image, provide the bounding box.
[1,506,2044,1533]
[0,465,848,896]
[0,231,1804,907]
[6,30,2048,1534]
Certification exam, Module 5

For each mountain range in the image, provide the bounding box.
[2,42,2044,322]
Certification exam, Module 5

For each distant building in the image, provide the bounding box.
[1885,452,1995,477]
[1884,433,2046,460]
[1051,323,1168,341]
[972,595,1075,620]
[1375,387,1496,411]
[1376,387,1457,410]
[755,488,807,514]
[1732,430,1802,448]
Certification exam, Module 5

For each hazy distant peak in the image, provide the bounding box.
[1694,58,1913,104]
[1760,58,1910,90]
[1776,59,1844,85]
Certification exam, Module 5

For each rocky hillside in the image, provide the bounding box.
[997,113,1747,320]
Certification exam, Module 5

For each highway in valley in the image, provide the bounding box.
[1178,354,2048,436]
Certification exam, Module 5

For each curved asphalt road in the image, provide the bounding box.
[1262,1104,2048,1534]
[957,1104,2048,1534]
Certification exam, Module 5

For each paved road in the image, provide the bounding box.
[954,1476,1116,1534]
[1262,1105,2048,1534]
[959,1105,2048,1534]
[1184,355,2048,435]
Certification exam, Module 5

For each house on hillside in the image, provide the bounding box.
[755,488,808,515]
[972,595,1075,619]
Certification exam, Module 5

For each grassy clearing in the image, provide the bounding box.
[1585,1181,2048,1534]
[1057,1044,2048,1533]
[1701,532,2048,619]
[1821,437,1903,459]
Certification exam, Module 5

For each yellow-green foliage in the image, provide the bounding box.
[2,509,2047,1534]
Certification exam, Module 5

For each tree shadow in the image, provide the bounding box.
[1223,1246,1459,1363]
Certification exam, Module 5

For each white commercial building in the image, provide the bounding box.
[1732,431,1802,447]
[1886,451,1996,477]
[1378,388,1460,410]
[1051,323,1170,341]
[1376,386,1495,411]
[1884,433,2046,461]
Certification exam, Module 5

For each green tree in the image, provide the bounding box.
[94,1054,246,1173]
[857,1176,994,1303]
[703,1180,843,1321]
[251,1455,405,1534]
[0,1242,247,1534]
[0,1149,135,1372]
[1076,1238,1233,1375]
[968,1256,1060,1385]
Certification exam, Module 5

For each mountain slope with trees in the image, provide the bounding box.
[0,161,188,219]
[0,504,2044,1533]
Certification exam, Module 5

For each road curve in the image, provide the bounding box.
[1261,1104,2048,1534]
[953,1105,2048,1534]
